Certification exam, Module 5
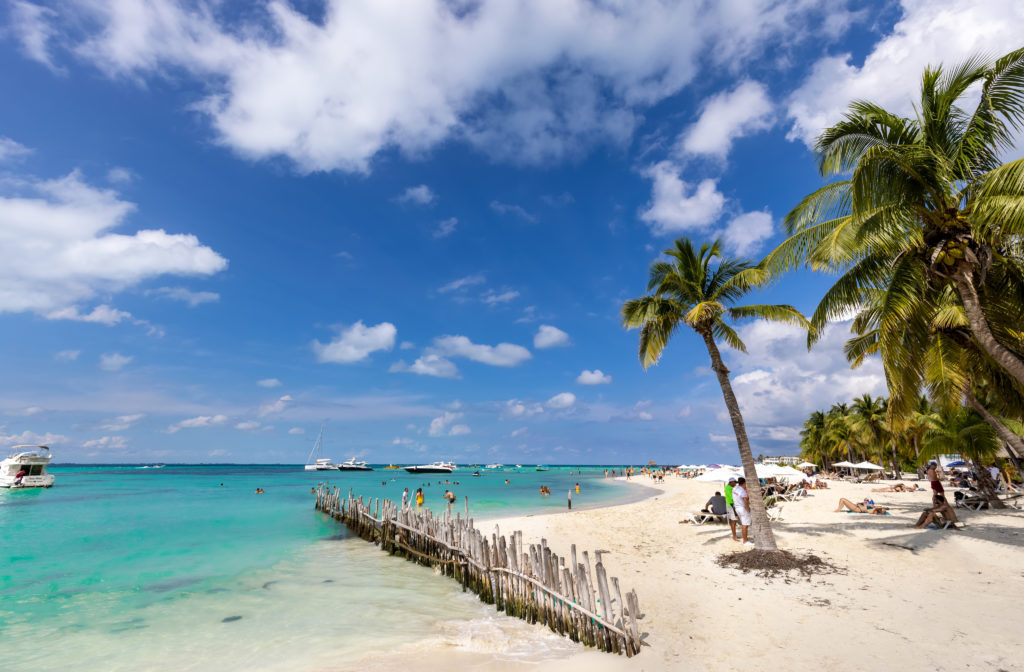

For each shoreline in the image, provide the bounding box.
[341,475,1024,671]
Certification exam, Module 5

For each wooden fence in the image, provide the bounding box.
[314,484,642,656]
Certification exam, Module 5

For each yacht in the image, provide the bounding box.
[0,445,55,488]
[304,424,340,471]
[338,457,373,471]
[403,461,457,474]
[485,463,503,469]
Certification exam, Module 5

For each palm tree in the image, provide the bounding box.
[825,403,858,464]
[850,393,888,467]
[765,47,1024,388]
[622,239,811,551]
[921,407,1004,507]
[799,410,829,469]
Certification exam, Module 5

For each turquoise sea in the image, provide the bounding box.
[0,465,649,671]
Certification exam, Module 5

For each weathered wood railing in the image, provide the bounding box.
[314,484,642,656]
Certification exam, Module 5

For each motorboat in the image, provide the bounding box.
[338,457,373,471]
[304,424,339,471]
[535,465,550,472]
[0,445,55,488]
[485,463,503,469]
[403,461,457,474]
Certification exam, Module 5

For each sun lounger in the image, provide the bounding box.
[687,511,726,525]
[766,504,784,522]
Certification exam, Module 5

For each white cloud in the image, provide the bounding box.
[167,414,228,434]
[505,399,543,418]
[0,136,32,162]
[490,201,537,223]
[106,167,134,184]
[434,217,457,238]
[149,286,220,307]
[680,81,773,158]
[235,420,261,431]
[313,320,396,364]
[0,428,68,447]
[288,427,305,435]
[12,406,43,416]
[83,435,129,450]
[16,2,853,172]
[546,392,576,409]
[9,1,61,72]
[398,184,435,205]
[99,352,133,371]
[259,395,292,417]
[482,289,520,305]
[46,304,132,325]
[709,433,734,444]
[390,354,460,379]
[99,414,144,431]
[257,378,282,388]
[428,410,463,437]
[54,349,80,361]
[399,341,416,350]
[448,424,471,436]
[788,0,1024,146]
[534,325,570,349]
[434,335,531,367]
[722,210,774,256]
[639,162,725,235]
[510,426,528,438]
[0,169,227,317]
[438,274,485,294]
[577,369,612,385]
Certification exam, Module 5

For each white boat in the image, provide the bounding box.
[0,445,55,488]
[338,457,373,471]
[485,463,503,469]
[304,424,339,471]
[403,461,457,474]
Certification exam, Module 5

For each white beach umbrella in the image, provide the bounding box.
[694,467,742,482]
[853,461,885,470]
[773,466,808,479]
[796,461,816,468]
[832,461,857,468]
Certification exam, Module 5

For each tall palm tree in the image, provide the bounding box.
[825,403,858,463]
[799,410,829,469]
[851,394,888,466]
[765,47,1024,388]
[622,239,811,551]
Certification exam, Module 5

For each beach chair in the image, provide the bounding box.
[954,490,988,510]
[766,504,784,522]
[687,512,715,525]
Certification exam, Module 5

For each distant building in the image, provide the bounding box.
[761,455,801,466]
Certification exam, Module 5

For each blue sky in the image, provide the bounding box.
[2,0,1022,464]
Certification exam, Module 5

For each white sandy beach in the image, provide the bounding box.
[339,475,1024,672]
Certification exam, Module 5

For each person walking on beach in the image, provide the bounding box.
[724,477,739,541]
[927,461,944,496]
[733,477,753,546]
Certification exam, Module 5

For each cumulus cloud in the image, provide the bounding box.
[235,420,261,431]
[639,162,725,235]
[546,392,576,409]
[9,1,61,72]
[313,320,396,364]
[434,335,531,367]
[106,167,134,184]
[99,352,132,371]
[0,428,68,447]
[788,0,1024,145]
[505,399,543,418]
[482,289,520,305]
[398,184,435,205]
[577,369,612,385]
[259,395,292,417]
[722,210,774,256]
[167,414,228,434]
[534,325,570,349]
[82,435,128,450]
[257,378,282,388]
[428,410,466,437]
[99,414,144,431]
[149,286,220,307]
[0,136,32,162]
[434,217,457,238]
[390,354,459,379]
[679,81,774,158]
[509,426,528,438]
[448,424,471,436]
[0,169,227,318]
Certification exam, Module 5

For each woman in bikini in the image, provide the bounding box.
[834,498,889,514]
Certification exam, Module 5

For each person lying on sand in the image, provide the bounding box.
[913,494,958,528]
[872,483,919,492]
[834,498,889,514]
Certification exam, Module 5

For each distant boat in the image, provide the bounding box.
[485,463,503,469]
[384,464,402,470]
[338,457,373,471]
[403,461,456,474]
[304,424,339,471]
[0,445,55,488]
[535,465,550,472]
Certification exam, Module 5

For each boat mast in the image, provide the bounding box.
[306,423,326,464]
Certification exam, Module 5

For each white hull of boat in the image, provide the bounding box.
[1,445,55,488]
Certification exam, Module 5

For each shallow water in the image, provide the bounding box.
[0,465,647,670]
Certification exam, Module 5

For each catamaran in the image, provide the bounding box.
[403,461,457,474]
[0,445,55,488]
[303,424,339,471]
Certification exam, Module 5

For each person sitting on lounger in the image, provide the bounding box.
[913,494,958,528]
[834,498,889,514]
[702,491,728,516]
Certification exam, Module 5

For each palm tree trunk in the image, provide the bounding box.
[964,389,1024,464]
[970,458,1004,508]
[700,332,778,551]
[954,269,1024,387]
[891,439,901,479]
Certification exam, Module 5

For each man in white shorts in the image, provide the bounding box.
[733,477,754,547]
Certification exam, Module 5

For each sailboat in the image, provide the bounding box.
[304,424,339,471]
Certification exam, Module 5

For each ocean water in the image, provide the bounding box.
[0,465,648,671]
